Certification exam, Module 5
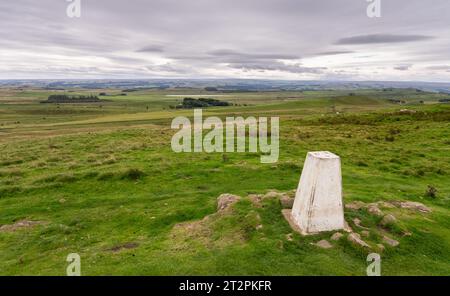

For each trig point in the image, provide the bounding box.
[290,151,345,235]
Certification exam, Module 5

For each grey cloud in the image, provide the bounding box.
[394,65,412,71]
[167,50,301,64]
[107,56,150,65]
[335,34,434,45]
[314,51,354,56]
[426,65,450,70]
[136,45,164,53]
[1,0,450,81]
[146,63,193,74]
[207,49,299,60]
[228,61,326,74]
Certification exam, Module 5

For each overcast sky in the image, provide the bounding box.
[0,0,449,81]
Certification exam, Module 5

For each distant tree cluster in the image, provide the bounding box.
[43,94,102,103]
[204,87,218,91]
[174,98,231,109]
[387,99,406,104]
[99,92,127,96]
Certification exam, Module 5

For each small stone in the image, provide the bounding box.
[380,214,397,227]
[347,233,370,248]
[315,239,333,249]
[402,231,412,237]
[383,236,399,247]
[399,201,431,213]
[264,190,281,199]
[367,204,384,217]
[361,230,370,237]
[331,232,343,241]
[343,221,353,233]
[59,198,66,204]
[256,224,263,230]
[217,194,241,211]
[345,201,366,210]
[377,244,385,252]
[279,195,295,209]
[378,201,396,209]
[353,218,369,229]
[248,194,262,200]
[286,233,294,241]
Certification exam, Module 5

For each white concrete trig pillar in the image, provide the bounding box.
[291,151,344,234]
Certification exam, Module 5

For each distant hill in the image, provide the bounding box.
[3,79,450,93]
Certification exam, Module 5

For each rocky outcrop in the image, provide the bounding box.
[217,194,241,211]
[398,201,431,213]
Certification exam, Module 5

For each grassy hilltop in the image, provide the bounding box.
[0,87,449,275]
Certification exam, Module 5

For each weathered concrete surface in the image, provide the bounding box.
[291,151,345,234]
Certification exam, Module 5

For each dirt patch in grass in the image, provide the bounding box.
[0,220,45,232]
[108,242,139,252]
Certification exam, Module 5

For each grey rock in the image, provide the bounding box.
[367,204,384,217]
[348,233,370,248]
[264,190,282,199]
[399,201,431,213]
[331,232,344,241]
[344,221,353,233]
[353,218,369,229]
[383,236,399,247]
[380,214,397,226]
[345,201,366,210]
[279,195,295,209]
[315,239,333,249]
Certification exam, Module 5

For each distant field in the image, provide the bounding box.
[0,87,449,275]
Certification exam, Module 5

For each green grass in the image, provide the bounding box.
[0,88,449,275]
